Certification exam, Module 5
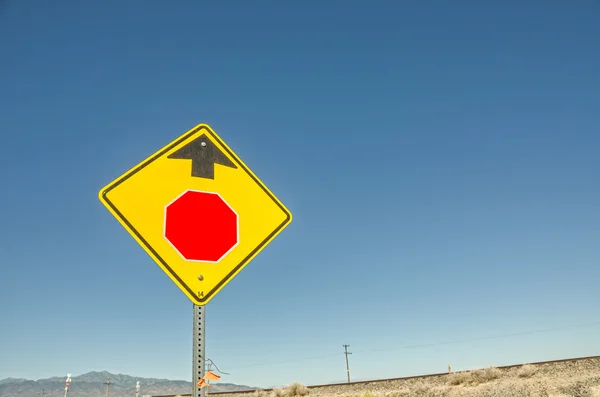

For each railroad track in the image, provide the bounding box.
[150,354,600,397]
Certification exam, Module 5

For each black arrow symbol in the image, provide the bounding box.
[167,134,237,179]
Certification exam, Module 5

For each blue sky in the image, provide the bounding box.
[1,0,599,389]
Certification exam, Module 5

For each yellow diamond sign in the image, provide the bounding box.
[98,123,292,305]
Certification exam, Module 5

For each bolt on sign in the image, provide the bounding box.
[98,124,292,305]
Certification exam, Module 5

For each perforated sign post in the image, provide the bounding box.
[98,123,292,397]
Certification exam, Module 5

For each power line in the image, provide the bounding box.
[227,352,343,370]
[225,321,600,371]
[198,354,230,375]
[351,321,600,355]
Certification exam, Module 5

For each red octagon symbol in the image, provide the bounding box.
[164,190,239,262]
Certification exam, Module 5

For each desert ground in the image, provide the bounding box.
[213,357,600,397]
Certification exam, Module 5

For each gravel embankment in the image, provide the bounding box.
[214,357,600,397]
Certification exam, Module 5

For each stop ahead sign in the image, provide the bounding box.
[98,123,292,305]
[164,190,239,263]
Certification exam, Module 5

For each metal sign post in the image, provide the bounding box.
[192,304,206,397]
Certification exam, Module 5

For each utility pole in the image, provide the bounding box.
[105,377,111,397]
[64,373,71,397]
[343,344,352,383]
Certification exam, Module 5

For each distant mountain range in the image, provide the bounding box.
[0,371,255,397]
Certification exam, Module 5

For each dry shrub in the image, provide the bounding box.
[272,388,287,397]
[410,381,432,394]
[448,371,471,385]
[286,382,309,397]
[416,374,599,396]
[447,367,501,386]
[471,367,501,383]
[555,378,595,397]
[393,389,412,397]
[479,378,550,397]
[384,391,415,397]
[517,364,537,378]
[253,390,270,397]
